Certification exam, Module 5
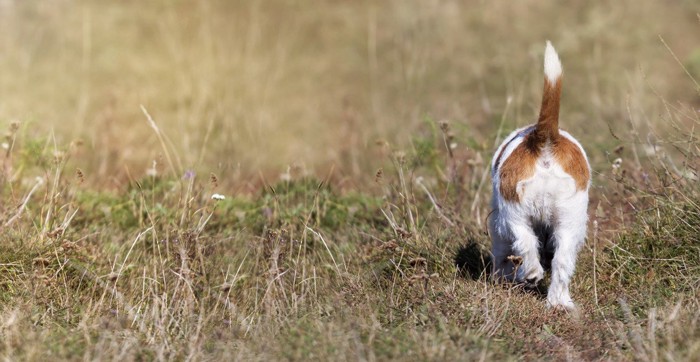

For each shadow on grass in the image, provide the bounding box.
[454,240,548,297]
[454,240,492,280]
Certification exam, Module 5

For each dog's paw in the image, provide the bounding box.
[524,268,544,286]
[517,261,544,286]
[547,295,576,311]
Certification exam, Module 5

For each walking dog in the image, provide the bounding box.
[489,42,590,310]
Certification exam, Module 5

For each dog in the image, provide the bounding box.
[488,42,590,310]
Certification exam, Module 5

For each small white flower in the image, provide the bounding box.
[146,160,158,177]
[1,142,8,150]
[612,158,622,169]
[211,193,226,201]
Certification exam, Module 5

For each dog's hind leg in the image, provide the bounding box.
[547,194,588,310]
[510,222,545,285]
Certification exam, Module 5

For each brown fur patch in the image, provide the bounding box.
[493,126,536,172]
[496,69,588,203]
[494,137,519,172]
[527,78,562,149]
[553,136,590,191]
[493,144,510,172]
[498,134,589,203]
[498,140,539,202]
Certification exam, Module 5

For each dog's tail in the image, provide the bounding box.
[531,41,562,146]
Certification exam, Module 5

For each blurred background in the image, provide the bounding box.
[0,0,697,190]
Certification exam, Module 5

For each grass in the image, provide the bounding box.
[0,0,699,360]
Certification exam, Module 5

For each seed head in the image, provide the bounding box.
[439,120,450,133]
[374,168,383,183]
[393,151,406,166]
[53,151,66,164]
[507,255,523,267]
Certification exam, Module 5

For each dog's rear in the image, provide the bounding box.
[489,42,590,310]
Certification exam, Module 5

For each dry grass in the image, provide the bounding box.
[0,0,699,360]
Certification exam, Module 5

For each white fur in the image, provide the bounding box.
[544,41,562,83]
[488,41,589,310]
[489,127,590,310]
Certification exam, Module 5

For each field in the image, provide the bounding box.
[0,1,699,360]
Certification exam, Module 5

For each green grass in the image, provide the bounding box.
[1,121,699,359]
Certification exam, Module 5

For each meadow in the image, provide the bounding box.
[0,0,699,360]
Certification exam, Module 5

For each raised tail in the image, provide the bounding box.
[531,41,562,146]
